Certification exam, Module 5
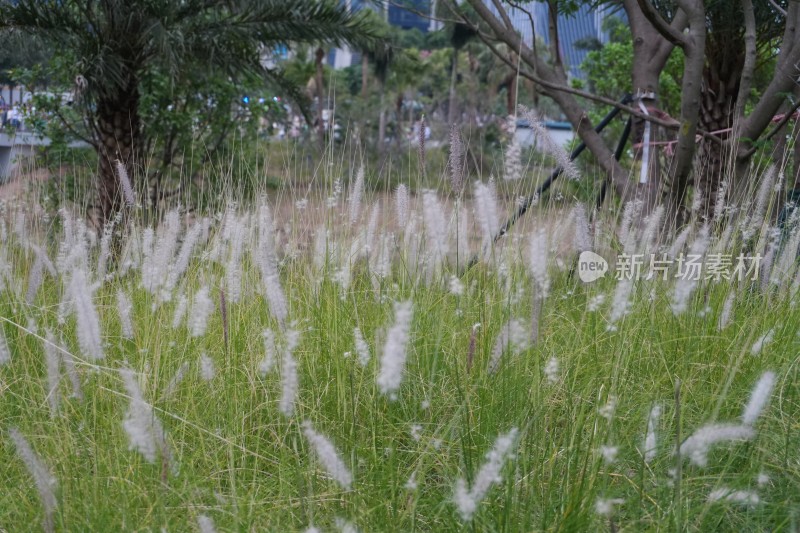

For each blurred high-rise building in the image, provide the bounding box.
[327,1,618,79]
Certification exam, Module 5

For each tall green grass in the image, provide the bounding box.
[0,144,798,532]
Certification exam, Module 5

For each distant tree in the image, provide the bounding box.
[0,0,378,225]
[456,0,800,220]
[0,33,50,106]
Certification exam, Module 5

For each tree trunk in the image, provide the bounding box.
[378,79,387,153]
[546,0,563,73]
[665,1,706,218]
[626,0,683,217]
[315,47,326,151]
[95,80,141,226]
[448,48,458,124]
[361,53,369,100]
[695,49,742,216]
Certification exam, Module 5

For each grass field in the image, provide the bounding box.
[0,156,799,532]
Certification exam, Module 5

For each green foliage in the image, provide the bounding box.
[0,0,382,215]
[581,23,682,117]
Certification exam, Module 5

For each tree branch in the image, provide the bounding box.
[52,107,96,148]
[490,0,516,31]
[472,27,681,130]
[777,1,800,71]
[738,21,800,153]
[770,0,788,16]
[464,0,638,202]
[735,0,757,123]
[741,98,800,159]
[665,0,706,209]
[635,0,687,48]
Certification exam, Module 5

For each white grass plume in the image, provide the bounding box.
[119,368,170,465]
[489,319,528,373]
[750,329,774,356]
[639,205,664,253]
[335,518,359,533]
[395,184,409,228]
[349,165,365,225]
[364,204,381,257]
[8,427,58,533]
[667,225,692,259]
[164,221,204,295]
[26,253,44,304]
[259,328,278,376]
[714,179,728,219]
[607,276,634,329]
[141,210,181,294]
[199,354,216,382]
[254,203,288,327]
[70,269,104,360]
[190,286,213,338]
[644,404,661,463]
[619,200,642,252]
[572,203,592,253]
[599,445,619,464]
[0,327,10,365]
[528,229,550,299]
[474,181,499,259]
[455,204,470,267]
[172,293,187,329]
[678,423,755,467]
[741,371,776,426]
[708,487,760,507]
[503,116,522,182]
[302,420,353,490]
[595,498,624,517]
[279,329,301,417]
[449,124,466,192]
[422,190,449,273]
[197,514,217,533]
[519,106,579,180]
[742,165,776,241]
[772,214,800,287]
[43,333,62,417]
[544,357,560,384]
[670,224,710,315]
[115,159,135,207]
[116,289,134,339]
[224,216,247,303]
[377,301,414,399]
[453,427,519,521]
[96,216,116,283]
[354,327,371,367]
[718,292,735,331]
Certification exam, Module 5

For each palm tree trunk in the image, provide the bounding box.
[315,47,326,152]
[95,82,141,225]
[695,42,743,218]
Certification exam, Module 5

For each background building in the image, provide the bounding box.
[328,1,433,69]
[491,2,617,79]
[327,1,617,78]
[388,0,430,32]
